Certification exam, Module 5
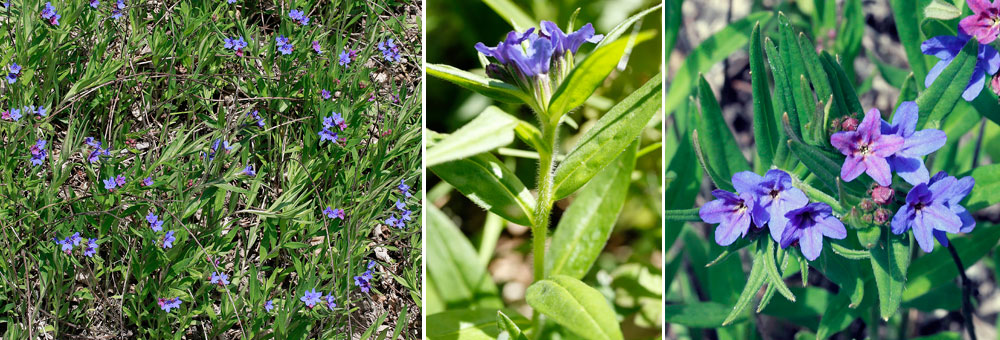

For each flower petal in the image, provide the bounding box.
[698,198,730,224]
[890,156,930,185]
[858,108,883,137]
[863,156,893,186]
[871,134,904,157]
[890,101,919,137]
[780,224,802,249]
[715,211,749,246]
[933,229,951,248]
[840,155,866,182]
[925,59,952,88]
[921,36,966,60]
[912,215,936,252]
[919,203,963,234]
[891,205,914,234]
[816,216,847,239]
[799,227,823,261]
[962,65,987,101]
[830,131,857,154]
[732,171,763,195]
[898,129,946,157]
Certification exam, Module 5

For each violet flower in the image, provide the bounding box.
[40,2,59,26]
[89,0,99,8]
[158,297,182,312]
[84,238,98,257]
[243,164,256,177]
[338,50,351,66]
[893,171,974,252]
[378,39,401,62]
[959,0,1000,44]
[6,63,20,84]
[779,202,847,261]
[312,41,322,54]
[111,0,125,20]
[699,189,757,246]
[300,288,322,308]
[103,177,118,191]
[210,272,230,286]
[830,109,904,186]
[324,294,336,310]
[731,170,809,243]
[264,300,274,312]
[162,231,176,249]
[323,207,344,219]
[276,35,293,55]
[879,101,947,185]
[143,176,154,186]
[922,26,1000,101]
[29,139,47,166]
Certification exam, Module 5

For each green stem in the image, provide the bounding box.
[530,119,559,339]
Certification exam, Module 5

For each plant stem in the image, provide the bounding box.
[947,242,978,340]
[530,119,559,339]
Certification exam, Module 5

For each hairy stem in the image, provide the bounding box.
[530,120,559,339]
[948,242,978,340]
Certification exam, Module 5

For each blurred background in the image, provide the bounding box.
[426,0,663,337]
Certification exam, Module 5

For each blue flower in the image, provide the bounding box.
[162,231,176,249]
[103,177,118,191]
[243,164,256,177]
[288,9,309,25]
[111,0,125,20]
[354,270,373,293]
[338,50,351,66]
[893,171,975,252]
[264,300,274,312]
[879,102,947,185]
[378,39,401,62]
[89,0,99,8]
[731,170,809,243]
[147,211,164,232]
[922,25,1000,101]
[40,2,60,26]
[84,238,98,257]
[318,128,338,143]
[276,35,293,55]
[143,176,154,186]
[539,21,603,57]
[300,288,323,308]
[323,207,345,219]
[247,110,265,127]
[699,189,757,246]
[6,62,20,84]
[210,272,230,286]
[830,109,904,186]
[397,179,410,193]
[324,294,336,310]
[779,202,847,261]
[29,139,48,166]
[158,297,182,312]
[312,41,322,54]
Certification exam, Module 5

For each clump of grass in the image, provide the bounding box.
[0,0,422,338]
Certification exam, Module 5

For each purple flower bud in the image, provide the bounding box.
[840,117,858,131]
[870,185,895,205]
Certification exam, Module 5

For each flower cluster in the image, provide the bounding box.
[89,0,99,9]
[243,164,256,177]
[288,9,310,26]
[6,63,20,84]
[103,175,126,191]
[312,40,322,54]
[224,36,248,57]
[299,288,323,308]
[210,272,230,286]
[384,180,414,229]
[29,139,47,166]
[247,110,265,127]
[158,297,182,313]
[699,169,845,261]
[54,232,98,257]
[146,211,165,232]
[378,39,401,63]
[338,48,357,66]
[323,206,345,219]
[319,112,346,143]
[476,21,602,108]
[202,138,232,161]
[1,107,20,121]
[276,35,293,55]
[161,230,176,249]
[40,2,60,26]
[354,261,376,293]
[84,137,112,163]
[111,0,125,20]
[25,105,46,118]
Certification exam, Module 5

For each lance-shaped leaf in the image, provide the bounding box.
[819,52,863,118]
[427,206,503,310]
[427,308,529,340]
[549,31,655,118]
[916,38,978,128]
[783,114,866,197]
[814,246,866,308]
[870,232,911,320]
[429,145,536,225]
[749,22,778,167]
[890,0,929,86]
[777,13,816,144]
[547,140,636,279]
[722,244,767,325]
[763,238,796,302]
[426,106,519,166]
[695,75,750,192]
[526,275,623,340]
[664,208,700,222]
[665,12,773,115]
[552,74,661,199]
[497,311,530,340]
[665,302,742,328]
[765,37,802,140]
[426,63,529,103]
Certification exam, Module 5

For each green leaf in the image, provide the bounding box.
[916,38,979,129]
[965,164,1000,211]
[664,208,700,222]
[904,224,1000,301]
[765,37,802,141]
[426,63,529,103]
[426,106,519,166]
[749,22,778,167]
[763,239,795,302]
[777,13,815,144]
[496,311,530,340]
[664,302,742,328]
[831,243,871,259]
[891,0,930,87]
[525,275,623,340]
[598,4,664,51]
[665,12,773,115]
[870,232,911,320]
[695,75,750,192]
[815,293,858,340]
[548,31,655,118]
[665,1,681,62]
[547,140,636,279]
[426,309,529,340]
[552,73,661,199]
[481,0,535,32]
[723,246,767,325]
[426,205,503,310]
[430,151,536,226]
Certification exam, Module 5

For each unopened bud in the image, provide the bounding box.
[486,63,504,80]
[874,208,891,224]
[870,185,894,205]
[992,73,1000,97]
[841,117,859,131]
[859,199,875,212]
[861,213,874,224]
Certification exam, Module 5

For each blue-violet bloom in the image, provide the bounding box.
[830,108,904,186]
[779,202,847,261]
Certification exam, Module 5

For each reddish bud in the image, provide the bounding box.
[859,199,875,212]
[870,185,894,205]
[992,73,1000,97]
[861,213,874,224]
[874,208,891,224]
[841,117,859,131]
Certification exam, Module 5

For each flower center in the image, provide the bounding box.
[913,202,925,211]
[769,189,780,198]
[858,143,871,156]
